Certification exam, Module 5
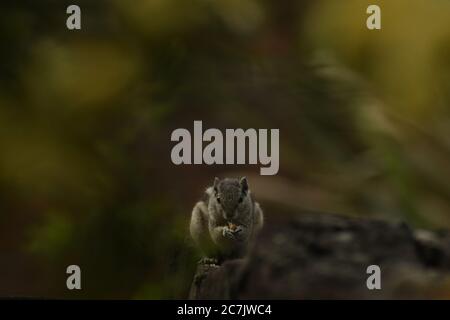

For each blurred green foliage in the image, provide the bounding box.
[0,0,449,298]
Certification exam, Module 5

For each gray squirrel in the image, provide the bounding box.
[190,177,264,264]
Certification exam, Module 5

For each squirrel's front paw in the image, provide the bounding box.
[198,257,218,266]
[234,225,243,234]
[222,226,236,239]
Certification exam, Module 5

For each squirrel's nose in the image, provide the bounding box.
[228,212,237,221]
[224,212,234,221]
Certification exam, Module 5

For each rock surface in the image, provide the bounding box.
[189,211,450,299]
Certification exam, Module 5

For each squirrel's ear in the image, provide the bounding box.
[240,177,248,193]
[213,177,220,189]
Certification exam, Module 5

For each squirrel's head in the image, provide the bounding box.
[211,176,251,221]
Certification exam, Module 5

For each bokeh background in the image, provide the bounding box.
[0,0,449,298]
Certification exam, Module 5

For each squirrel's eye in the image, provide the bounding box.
[216,197,221,204]
[238,197,243,203]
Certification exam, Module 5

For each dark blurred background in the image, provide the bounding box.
[0,0,449,298]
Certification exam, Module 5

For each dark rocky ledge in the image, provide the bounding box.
[189,212,450,299]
